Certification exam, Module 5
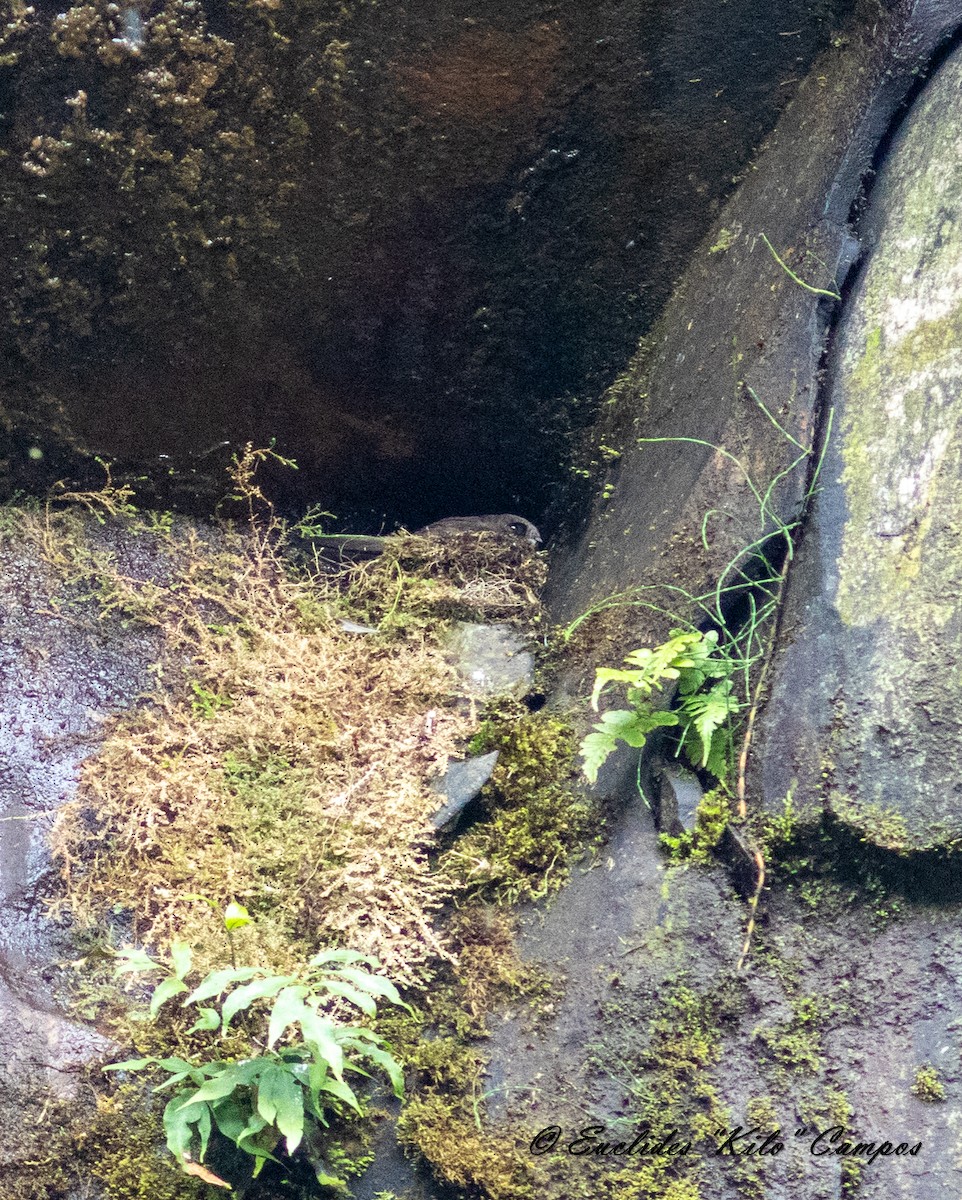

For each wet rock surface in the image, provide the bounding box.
[430,750,501,832]
[757,32,962,850]
[430,622,535,828]
[549,0,962,643]
[480,797,962,1200]
[0,523,157,1098]
[444,622,536,701]
[467,7,962,1200]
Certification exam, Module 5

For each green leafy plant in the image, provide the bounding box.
[189,681,234,719]
[580,629,740,784]
[107,933,410,1186]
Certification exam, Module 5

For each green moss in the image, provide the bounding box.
[754,995,823,1074]
[744,1095,779,1128]
[659,787,731,863]
[911,1064,945,1102]
[829,796,912,852]
[708,227,738,254]
[398,1094,535,1200]
[441,714,602,904]
[0,1082,209,1200]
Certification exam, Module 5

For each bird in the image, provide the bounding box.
[306,513,543,560]
[415,514,542,546]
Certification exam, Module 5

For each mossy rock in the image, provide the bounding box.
[756,39,962,853]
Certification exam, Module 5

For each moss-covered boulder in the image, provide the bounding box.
[757,36,962,852]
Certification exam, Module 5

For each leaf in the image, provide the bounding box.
[150,975,189,1016]
[703,723,734,781]
[359,1043,405,1099]
[187,1007,222,1034]
[178,1062,259,1108]
[622,632,701,683]
[266,985,310,1050]
[221,975,296,1029]
[209,1095,251,1146]
[590,667,648,710]
[302,1057,332,1118]
[153,1057,200,1075]
[184,967,260,1006]
[153,1072,194,1093]
[313,978,376,1017]
[680,679,739,768]
[302,1052,360,1117]
[675,630,729,693]
[182,1160,231,1189]
[104,1057,157,1073]
[580,709,677,784]
[170,940,193,982]
[235,1111,274,1156]
[224,902,251,932]
[163,1093,199,1161]
[336,1025,380,1043]
[329,966,405,1009]
[313,1162,348,1189]
[308,949,373,968]
[214,1100,280,1172]
[298,1009,344,1080]
[194,1102,213,1164]
[114,948,162,975]
[255,1063,306,1153]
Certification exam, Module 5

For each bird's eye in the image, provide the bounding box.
[508,521,525,535]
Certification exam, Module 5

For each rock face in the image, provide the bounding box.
[468,10,962,1200]
[549,0,962,640]
[757,36,962,851]
[0,524,160,1099]
[0,0,852,524]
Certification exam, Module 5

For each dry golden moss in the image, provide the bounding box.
[345,530,546,629]
[0,457,608,1197]
[35,453,551,988]
[47,513,471,983]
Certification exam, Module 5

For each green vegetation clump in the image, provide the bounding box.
[628,984,732,1147]
[660,787,732,863]
[580,629,740,784]
[2,451,583,1197]
[754,996,823,1074]
[110,930,408,1187]
[911,1064,945,1102]
[44,453,494,986]
[441,714,602,904]
[398,1094,535,1200]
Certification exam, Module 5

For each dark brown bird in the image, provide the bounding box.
[309,513,542,560]
[415,514,542,546]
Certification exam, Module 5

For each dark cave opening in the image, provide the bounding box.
[0,0,855,538]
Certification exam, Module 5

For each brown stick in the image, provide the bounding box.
[733,550,792,969]
[736,848,766,973]
[736,552,792,820]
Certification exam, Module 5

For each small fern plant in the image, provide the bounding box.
[580,629,740,784]
[107,938,410,1186]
